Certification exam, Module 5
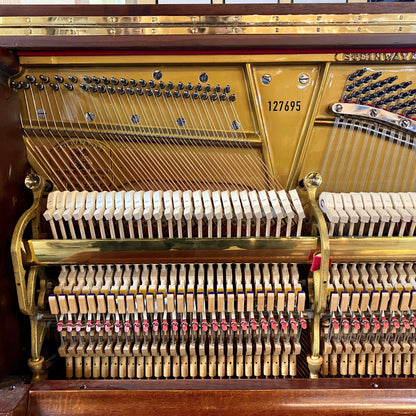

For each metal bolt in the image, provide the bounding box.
[25,174,41,190]
[232,27,239,34]
[107,16,117,23]
[304,172,322,188]
[37,109,46,119]
[274,15,279,22]
[151,17,157,23]
[370,109,378,117]
[191,28,197,34]
[299,73,310,85]
[357,27,361,32]
[398,26,403,32]
[334,104,343,113]
[399,14,404,20]
[316,27,321,33]
[8,385,16,391]
[151,29,157,34]
[109,28,116,35]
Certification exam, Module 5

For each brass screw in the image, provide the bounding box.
[25,174,41,190]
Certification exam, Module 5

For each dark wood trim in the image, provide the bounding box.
[28,378,416,416]
[0,3,415,17]
[3,34,416,52]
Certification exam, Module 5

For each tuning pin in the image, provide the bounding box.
[165,90,172,98]
[139,79,147,87]
[102,76,110,85]
[39,75,50,83]
[229,94,236,102]
[192,92,199,100]
[148,80,156,88]
[49,83,59,91]
[177,82,184,90]
[401,81,412,89]
[219,93,227,101]
[120,78,128,86]
[98,85,106,93]
[54,75,64,83]
[195,83,202,91]
[64,83,73,91]
[204,84,211,92]
[167,81,174,90]
[79,83,88,91]
[183,90,190,99]
[21,82,30,90]
[67,75,77,83]
[25,75,36,83]
[34,82,44,90]
[90,76,100,84]
[201,92,208,100]
[223,85,231,93]
[117,87,125,95]
[107,86,116,94]
[186,82,193,90]
[372,71,382,80]
[146,88,153,96]
[128,79,137,88]
[136,87,143,96]
[159,81,165,89]
[110,77,119,86]
[210,93,218,101]
[82,75,92,84]
[89,84,97,93]
[126,87,134,95]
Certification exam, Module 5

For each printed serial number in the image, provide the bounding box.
[267,100,301,112]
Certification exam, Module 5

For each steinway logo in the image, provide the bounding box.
[336,52,416,62]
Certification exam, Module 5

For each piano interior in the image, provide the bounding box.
[2,3,416,415]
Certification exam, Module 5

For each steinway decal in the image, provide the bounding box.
[336,52,416,62]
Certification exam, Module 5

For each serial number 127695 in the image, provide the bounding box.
[267,100,301,112]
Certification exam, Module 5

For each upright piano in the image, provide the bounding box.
[1,3,416,415]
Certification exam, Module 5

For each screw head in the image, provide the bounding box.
[334,104,343,113]
[299,73,310,85]
[370,109,378,117]
[400,118,411,128]
[261,74,272,85]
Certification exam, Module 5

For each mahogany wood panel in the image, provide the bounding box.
[0,380,29,416]
[3,34,416,52]
[0,48,31,380]
[28,378,416,416]
[0,3,414,16]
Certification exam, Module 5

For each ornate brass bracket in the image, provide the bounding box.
[10,174,47,381]
[304,172,330,379]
